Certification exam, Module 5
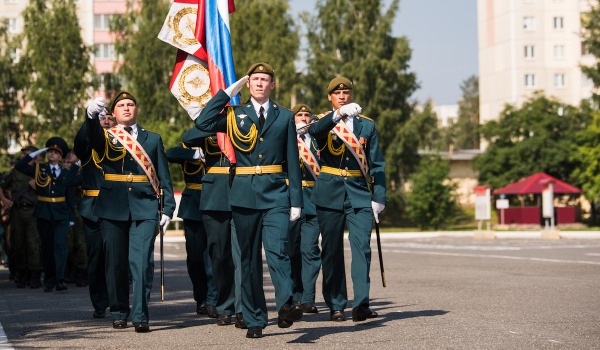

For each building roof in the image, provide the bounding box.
[492,172,581,195]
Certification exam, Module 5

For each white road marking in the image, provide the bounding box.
[383,249,600,265]
[0,322,14,350]
[586,253,600,256]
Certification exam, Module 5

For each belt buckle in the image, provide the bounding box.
[341,169,347,177]
[302,180,308,187]
[126,173,134,182]
[51,198,56,203]
[255,165,262,175]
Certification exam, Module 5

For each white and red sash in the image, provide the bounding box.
[106,126,160,195]
[297,137,320,179]
[330,118,369,178]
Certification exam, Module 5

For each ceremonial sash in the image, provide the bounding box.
[330,118,369,178]
[297,137,320,179]
[106,126,160,195]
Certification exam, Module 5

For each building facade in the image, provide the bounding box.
[477,0,594,125]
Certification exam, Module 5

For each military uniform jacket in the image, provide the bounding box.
[308,111,386,210]
[195,90,303,210]
[166,144,204,221]
[73,122,104,222]
[298,135,320,216]
[15,157,77,221]
[86,117,176,221]
[181,127,232,212]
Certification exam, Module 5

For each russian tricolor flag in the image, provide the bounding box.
[159,0,238,162]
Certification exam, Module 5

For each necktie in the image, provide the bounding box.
[51,167,57,179]
[258,107,265,129]
[124,126,133,134]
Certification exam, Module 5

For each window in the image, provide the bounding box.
[95,44,116,60]
[524,74,536,88]
[554,45,565,59]
[8,18,17,33]
[554,74,565,87]
[553,17,564,30]
[523,17,536,31]
[524,45,535,59]
[94,14,113,30]
[581,42,590,56]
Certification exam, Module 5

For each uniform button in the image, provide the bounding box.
[128,188,132,191]
[258,154,263,158]
[346,157,350,161]
[259,137,264,142]
[344,177,348,181]
[51,191,55,193]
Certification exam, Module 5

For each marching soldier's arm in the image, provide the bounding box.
[182,127,213,146]
[73,122,91,161]
[195,90,230,133]
[287,117,303,208]
[86,115,106,157]
[157,137,176,218]
[368,124,387,205]
[307,111,337,140]
[166,145,198,164]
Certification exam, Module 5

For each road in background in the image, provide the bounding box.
[0,235,598,349]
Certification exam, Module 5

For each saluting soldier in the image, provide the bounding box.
[166,136,219,320]
[195,62,303,338]
[86,92,175,333]
[72,109,116,318]
[180,127,245,328]
[287,104,321,314]
[15,137,76,293]
[307,77,387,322]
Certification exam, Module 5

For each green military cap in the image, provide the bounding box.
[45,136,69,157]
[291,103,312,115]
[246,62,275,77]
[327,76,353,93]
[111,91,137,111]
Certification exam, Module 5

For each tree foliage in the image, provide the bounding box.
[474,93,589,190]
[230,0,299,107]
[452,75,479,150]
[0,21,23,151]
[406,156,458,230]
[19,0,95,145]
[581,0,600,105]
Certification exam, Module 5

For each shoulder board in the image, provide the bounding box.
[230,104,245,108]
[143,129,159,135]
[357,114,374,122]
[316,112,330,119]
[279,106,293,113]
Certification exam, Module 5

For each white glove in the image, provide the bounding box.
[371,201,385,224]
[193,148,205,160]
[69,221,75,227]
[159,214,171,233]
[337,103,362,119]
[224,75,249,97]
[296,121,308,136]
[86,97,105,119]
[290,207,301,222]
[29,147,49,158]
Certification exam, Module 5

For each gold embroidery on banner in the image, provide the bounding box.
[169,7,200,47]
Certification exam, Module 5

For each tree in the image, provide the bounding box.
[406,156,458,230]
[581,0,600,105]
[230,0,299,107]
[571,104,600,225]
[0,21,23,151]
[19,0,95,145]
[474,93,589,190]
[452,75,479,150]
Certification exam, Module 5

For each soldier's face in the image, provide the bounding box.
[47,149,62,163]
[294,111,311,125]
[328,89,353,110]
[247,73,274,102]
[113,99,138,126]
[100,114,117,129]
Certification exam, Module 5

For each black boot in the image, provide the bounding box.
[14,270,27,288]
[28,270,42,289]
[75,268,88,287]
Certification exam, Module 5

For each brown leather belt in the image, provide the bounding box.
[235,165,283,175]
[104,174,149,182]
[186,183,203,190]
[320,166,362,177]
[37,196,65,203]
[82,190,100,197]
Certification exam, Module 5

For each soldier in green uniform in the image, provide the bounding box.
[72,110,116,318]
[181,127,245,329]
[86,92,175,333]
[166,137,219,320]
[307,77,386,322]
[15,137,76,293]
[1,146,43,288]
[287,104,321,314]
[196,62,304,338]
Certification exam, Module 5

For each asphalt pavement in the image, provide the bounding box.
[0,231,598,349]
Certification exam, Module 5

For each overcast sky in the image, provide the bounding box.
[287,0,478,105]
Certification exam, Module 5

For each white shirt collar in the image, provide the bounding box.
[119,124,138,139]
[251,98,270,118]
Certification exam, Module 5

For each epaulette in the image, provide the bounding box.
[316,112,329,119]
[279,105,293,113]
[231,104,245,108]
[356,114,374,122]
[143,129,159,134]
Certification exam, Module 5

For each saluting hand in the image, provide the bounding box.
[225,75,249,98]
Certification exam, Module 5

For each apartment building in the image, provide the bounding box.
[478,0,594,125]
